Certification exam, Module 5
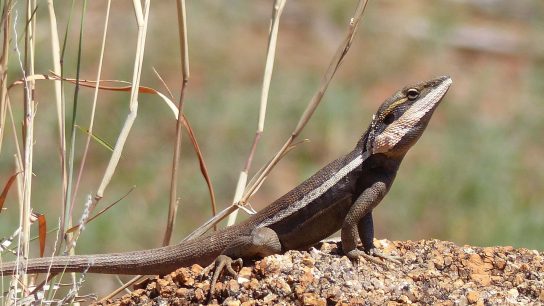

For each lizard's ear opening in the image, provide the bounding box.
[382,113,395,125]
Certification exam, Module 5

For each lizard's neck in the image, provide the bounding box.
[354,131,406,174]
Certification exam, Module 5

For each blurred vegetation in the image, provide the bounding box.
[1,0,543,295]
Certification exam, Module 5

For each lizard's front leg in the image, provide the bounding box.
[204,226,282,296]
[358,212,401,264]
[341,181,398,264]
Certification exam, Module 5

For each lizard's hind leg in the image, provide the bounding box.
[204,227,282,298]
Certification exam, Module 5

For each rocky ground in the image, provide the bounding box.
[95,239,544,305]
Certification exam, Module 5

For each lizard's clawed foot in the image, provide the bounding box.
[202,255,243,298]
[367,248,402,264]
[346,248,401,267]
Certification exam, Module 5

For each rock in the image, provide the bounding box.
[94,239,544,305]
[466,290,479,303]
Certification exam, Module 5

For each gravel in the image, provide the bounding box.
[95,239,544,305]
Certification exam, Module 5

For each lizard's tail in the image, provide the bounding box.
[1,227,238,276]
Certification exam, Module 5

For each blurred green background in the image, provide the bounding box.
[1,0,543,295]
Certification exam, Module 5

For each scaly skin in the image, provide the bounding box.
[1,76,452,282]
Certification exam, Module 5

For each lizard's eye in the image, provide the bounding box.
[406,88,420,100]
[383,113,395,125]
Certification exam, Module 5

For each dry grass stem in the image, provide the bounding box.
[0,0,11,153]
[176,0,189,80]
[95,0,149,203]
[186,0,369,239]
[6,99,22,171]
[8,104,23,206]
[164,0,190,246]
[66,187,134,234]
[99,275,145,302]
[46,0,66,208]
[45,5,67,277]
[70,0,111,241]
[227,0,287,227]
[45,8,69,295]
[226,170,249,226]
[17,0,38,293]
[46,0,62,143]
[242,0,368,203]
[152,67,174,98]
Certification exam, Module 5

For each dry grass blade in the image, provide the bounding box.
[59,2,89,298]
[186,0,369,239]
[65,186,135,234]
[72,0,111,216]
[1,228,22,254]
[94,0,150,205]
[0,0,11,153]
[8,73,170,93]
[244,139,309,196]
[99,275,145,303]
[152,67,174,98]
[164,0,189,246]
[18,0,38,292]
[46,0,63,154]
[75,125,114,151]
[5,227,59,254]
[176,0,189,80]
[184,204,238,241]
[180,116,217,218]
[242,0,368,202]
[64,0,87,240]
[31,212,47,257]
[46,2,66,246]
[227,0,287,227]
[0,171,20,212]
[9,75,216,216]
[48,75,217,219]
[151,70,216,216]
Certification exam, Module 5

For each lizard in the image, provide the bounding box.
[0,76,452,288]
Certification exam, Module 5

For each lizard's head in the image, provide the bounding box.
[364,76,452,157]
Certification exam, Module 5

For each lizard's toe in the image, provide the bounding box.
[368,248,402,264]
[345,249,366,261]
[204,255,243,299]
[345,248,401,267]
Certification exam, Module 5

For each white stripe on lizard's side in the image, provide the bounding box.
[258,152,368,228]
